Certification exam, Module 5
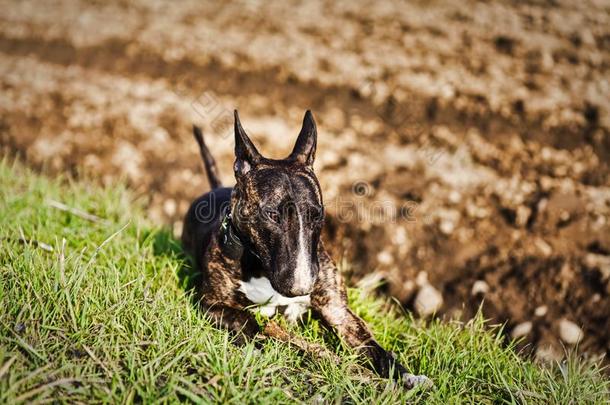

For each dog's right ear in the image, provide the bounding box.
[234,110,262,176]
[289,110,317,166]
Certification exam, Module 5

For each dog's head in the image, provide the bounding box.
[231,110,323,297]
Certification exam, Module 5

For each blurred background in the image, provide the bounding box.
[1,0,609,364]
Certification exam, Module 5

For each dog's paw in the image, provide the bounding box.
[401,373,434,391]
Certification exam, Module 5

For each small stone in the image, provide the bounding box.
[534,305,548,317]
[376,250,393,265]
[401,280,416,297]
[440,83,454,99]
[535,238,553,257]
[392,227,408,245]
[515,206,531,227]
[439,219,455,235]
[415,271,429,287]
[414,284,443,317]
[163,199,177,217]
[471,280,490,296]
[585,253,610,280]
[448,190,461,204]
[511,321,533,339]
[559,319,583,345]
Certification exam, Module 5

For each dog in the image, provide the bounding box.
[182,110,431,389]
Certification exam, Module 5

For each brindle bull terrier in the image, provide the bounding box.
[182,110,431,389]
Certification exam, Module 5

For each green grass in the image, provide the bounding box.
[0,158,608,404]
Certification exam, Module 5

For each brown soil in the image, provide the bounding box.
[1,0,609,363]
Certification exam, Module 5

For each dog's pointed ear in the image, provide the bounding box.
[289,110,317,166]
[234,110,262,176]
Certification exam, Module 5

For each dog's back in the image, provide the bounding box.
[181,125,230,269]
[181,187,231,268]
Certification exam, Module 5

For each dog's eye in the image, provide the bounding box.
[266,210,280,223]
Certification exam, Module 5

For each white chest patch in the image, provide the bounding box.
[238,277,310,323]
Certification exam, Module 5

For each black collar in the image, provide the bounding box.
[219,212,261,261]
[218,212,244,260]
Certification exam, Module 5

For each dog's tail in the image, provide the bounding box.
[192,125,222,189]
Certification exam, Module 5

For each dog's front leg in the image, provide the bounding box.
[311,247,431,390]
[197,243,263,343]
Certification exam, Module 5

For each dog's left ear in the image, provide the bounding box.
[289,110,317,166]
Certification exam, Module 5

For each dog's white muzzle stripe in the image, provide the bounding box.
[293,209,313,293]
